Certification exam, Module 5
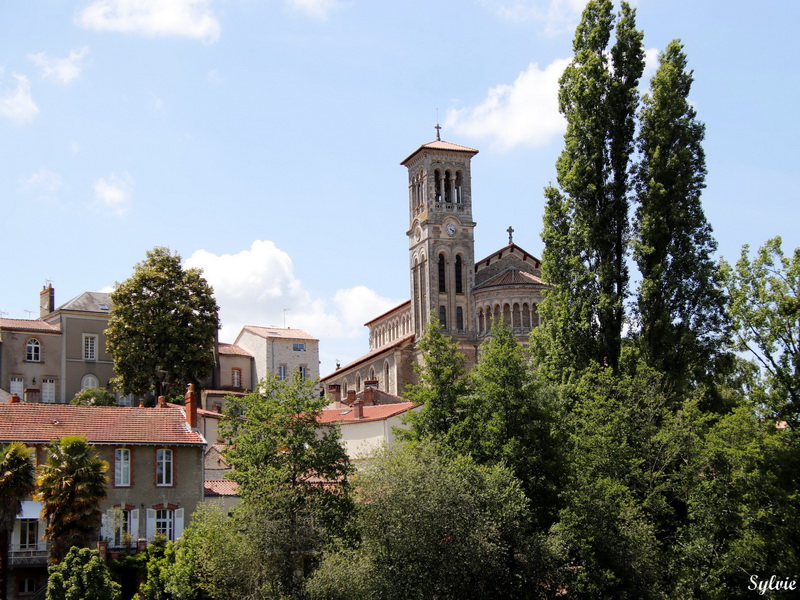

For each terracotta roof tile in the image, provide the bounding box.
[401,139,479,164]
[0,404,205,446]
[218,343,253,357]
[241,326,317,341]
[0,319,61,333]
[317,402,417,424]
[204,479,239,496]
[473,267,546,291]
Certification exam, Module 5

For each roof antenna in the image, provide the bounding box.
[283,308,290,329]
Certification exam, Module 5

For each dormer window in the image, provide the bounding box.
[25,339,41,362]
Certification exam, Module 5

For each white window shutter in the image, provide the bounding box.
[101,510,112,541]
[146,509,156,541]
[130,509,140,541]
[174,508,185,540]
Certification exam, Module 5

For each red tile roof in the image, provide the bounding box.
[218,343,253,357]
[204,479,239,496]
[473,267,546,291]
[0,404,205,446]
[0,319,61,333]
[317,402,417,425]
[241,326,317,341]
[401,139,479,164]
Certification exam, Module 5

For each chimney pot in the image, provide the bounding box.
[346,390,356,406]
[353,399,363,420]
[9,393,21,404]
[328,384,342,407]
[184,383,198,429]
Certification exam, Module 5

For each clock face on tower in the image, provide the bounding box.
[446,223,456,236]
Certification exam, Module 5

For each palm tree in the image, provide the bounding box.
[0,443,36,600]
[36,435,108,563]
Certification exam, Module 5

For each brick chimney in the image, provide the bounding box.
[8,393,21,404]
[184,383,198,429]
[353,399,363,420]
[346,390,356,406]
[40,284,55,318]
[364,379,378,405]
[328,384,342,407]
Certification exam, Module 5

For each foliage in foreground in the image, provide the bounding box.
[306,441,540,600]
[46,547,120,600]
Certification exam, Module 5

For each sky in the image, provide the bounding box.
[2,0,798,376]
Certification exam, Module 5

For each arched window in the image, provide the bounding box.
[25,339,40,362]
[356,375,361,391]
[81,374,99,390]
[455,171,463,203]
[439,306,447,328]
[434,169,442,201]
[438,254,446,293]
[455,255,463,294]
[384,362,390,391]
[444,170,452,203]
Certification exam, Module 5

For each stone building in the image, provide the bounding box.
[322,134,548,398]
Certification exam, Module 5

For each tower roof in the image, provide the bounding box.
[401,139,479,165]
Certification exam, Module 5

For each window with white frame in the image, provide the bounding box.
[232,368,242,388]
[25,339,41,362]
[81,374,99,390]
[10,377,23,396]
[278,365,287,381]
[83,334,98,361]
[42,379,56,403]
[155,509,174,540]
[292,343,306,351]
[115,448,131,487]
[19,519,38,549]
[156,449,173,486]
[113,509,132,546]
[299,366,308,381]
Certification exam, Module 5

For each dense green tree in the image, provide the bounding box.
[673,406,800,598]
[450,319,562,530]
[46,547,120,600]
[220,375,353,596]
[553,363,705,599]
[139,539,197,600]
[721,237,800,427]
[0,443,36,600]
[633,40,726,394]
[398,312,469,442]
[106,246,220,398]
[538,0,644,376]
[70,387,117,406]
[36,435,108,562]
[305,442,533,600]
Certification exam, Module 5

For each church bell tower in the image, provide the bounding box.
[401,129,479,340]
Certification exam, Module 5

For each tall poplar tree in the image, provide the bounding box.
[633,40,725,393]
[538,0,644,376]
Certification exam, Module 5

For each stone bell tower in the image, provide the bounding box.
[401,128,479,341]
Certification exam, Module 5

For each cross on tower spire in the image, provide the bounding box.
[507,225,514,245]
[434,123,441,141]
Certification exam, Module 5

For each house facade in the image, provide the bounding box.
[234,326,320,391]
[0,398,206,599]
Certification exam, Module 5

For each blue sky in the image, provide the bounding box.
[2,0,798,375]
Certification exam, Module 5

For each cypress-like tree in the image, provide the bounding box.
[633,40,725,394]
[538,0,644,377]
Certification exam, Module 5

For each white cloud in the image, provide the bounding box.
[286,0,340,20]
[480,0,586,34]
[28,48,88,84]
[21,169,63,196]
[92,172,133,216]
[77,0,220,42]
[0,74,39,124]
[445,58,569,152]
[643,47,659,79]
[185,241,401,367]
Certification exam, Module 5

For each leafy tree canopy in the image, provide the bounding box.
[70,387,117,406]
[106,246,220,398]
[0,443,36,600]
[721,237,800,427]
[46,547,121,600]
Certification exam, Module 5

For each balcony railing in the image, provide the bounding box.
[9,543,49,566]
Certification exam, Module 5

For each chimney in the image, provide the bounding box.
[157,396,167,408]
[346,390,356,406]
[184,384,198,429]
[353,399,363,420]
[364,380,378,405]
[40,284,55,318]
[9,393,21,404]
[328,384,342,407]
